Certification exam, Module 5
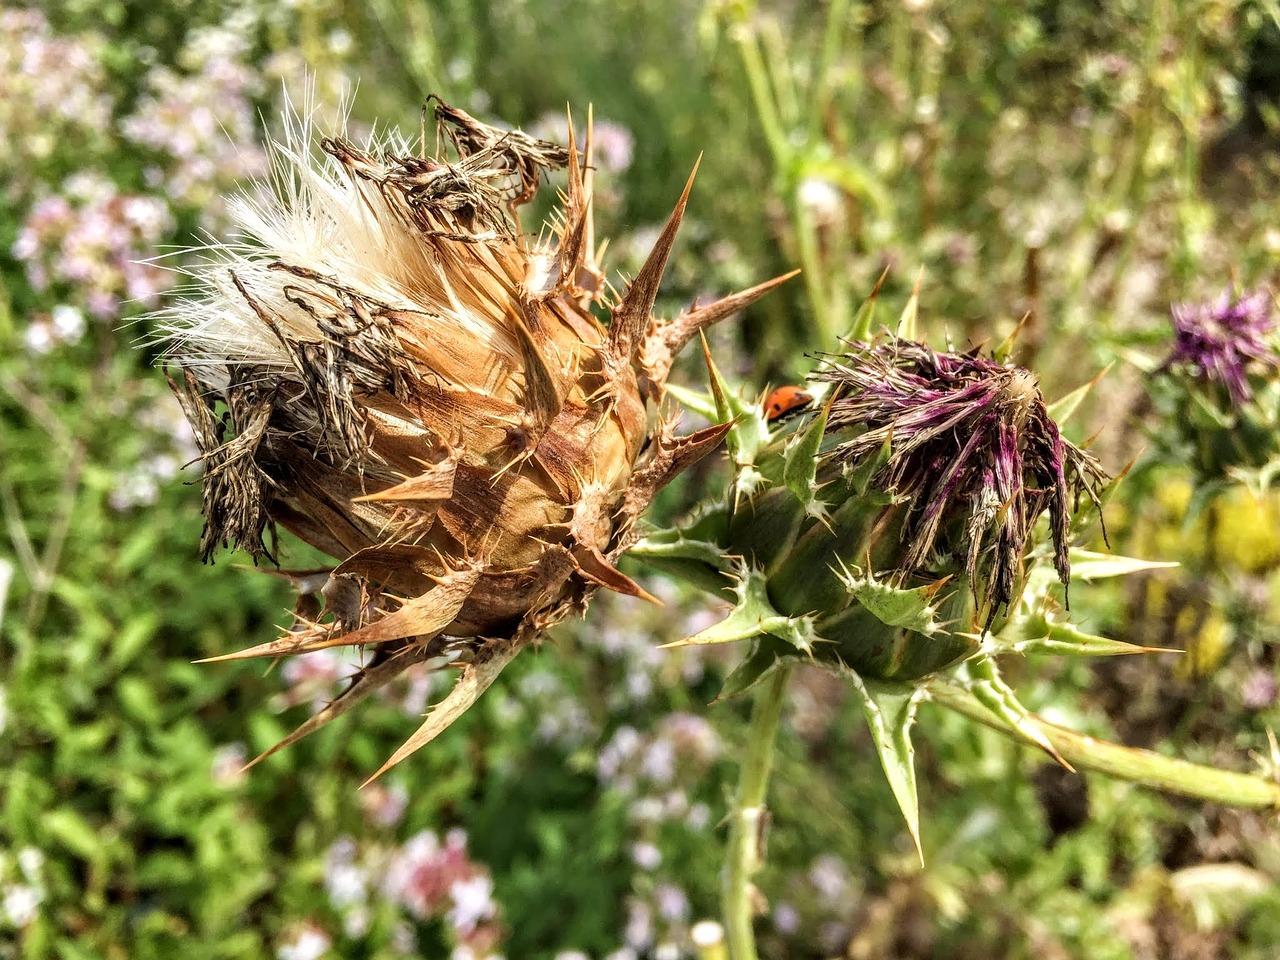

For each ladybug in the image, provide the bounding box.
[763,385,814,423]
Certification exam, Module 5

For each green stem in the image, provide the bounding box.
[723,665,793,960]
[735,27,789,165]
[930,681,1280,809]
[811,0,853,141]
[791,196,834,345]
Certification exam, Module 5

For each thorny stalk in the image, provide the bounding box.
[929,682,1280,808]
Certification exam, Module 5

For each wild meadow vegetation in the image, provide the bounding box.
[3,1,1280,958]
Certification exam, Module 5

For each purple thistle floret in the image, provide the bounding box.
[1161,289,1278,404]
[817,338,1107,629]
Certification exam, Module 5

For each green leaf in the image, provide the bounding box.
[842,667,926,863]
[782,395,829,519]
[713,636,789,702]
[627,529,733,595]
[895,268,923,340]
[43,808,107,865]
[1068,548,1179,581]
[846,265,889,342]
[628,530,730,569]
[117,676,163,726]
[138,850,197,889]
[999,612,1176,657]
[1018,548,1177,620]
[1188,388,1234,428]
[844,433,892,496]
[1119,347,1159,374]
[1227,456,1280,498]
[959,656,1070,769]
[1047,364,1111,424]
[727,485,807,572]
[0,556,12,630]
[110,613,161,670]
[699,333,768,472]
[664,382,718,421]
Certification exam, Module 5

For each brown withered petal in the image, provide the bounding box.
[159,98,789,777]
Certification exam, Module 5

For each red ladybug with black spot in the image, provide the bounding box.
[763,385,814,423]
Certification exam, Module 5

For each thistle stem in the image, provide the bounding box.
[723,664,793,960]
[930,681,1280,809]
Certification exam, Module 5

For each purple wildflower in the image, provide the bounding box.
[817,337,1107,627]
[1241,669,1278,710]
[1161,289,1278,404]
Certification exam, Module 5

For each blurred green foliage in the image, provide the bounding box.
[3,0,1280,958]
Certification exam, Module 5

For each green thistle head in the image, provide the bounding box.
[632,291,1171,856]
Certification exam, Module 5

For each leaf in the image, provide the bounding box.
[699,333,769,476]
[841,666,926,863]
[846,265,890,342]
[109,614,160,670]
[117,676,163,726]
[1118,347,1159,373]
[629,530,731,569]
[999,613,1178,657]
[845,432,893,496]
[664,382,719,421]
[993,609,1182,660]
[713,636,788,703]
[1047,364,1112,424]
[138,850,197,888]
[895,268,923,340]
[1068,548,1179,581]
[782,394,830,520]
[627,529,733,595]
[1227,456,1280,499]
[0,557,13,630]
[960,656,1072,770]
[44,808,107,865]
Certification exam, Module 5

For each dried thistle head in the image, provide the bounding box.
[160,97,790,779]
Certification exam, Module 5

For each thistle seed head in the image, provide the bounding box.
[159,97,787,776]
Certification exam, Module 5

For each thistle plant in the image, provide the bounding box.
[631,287,1280,960]
[158,97,1280,960]
[1149,288,1280,496]
[159,98,791,780]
